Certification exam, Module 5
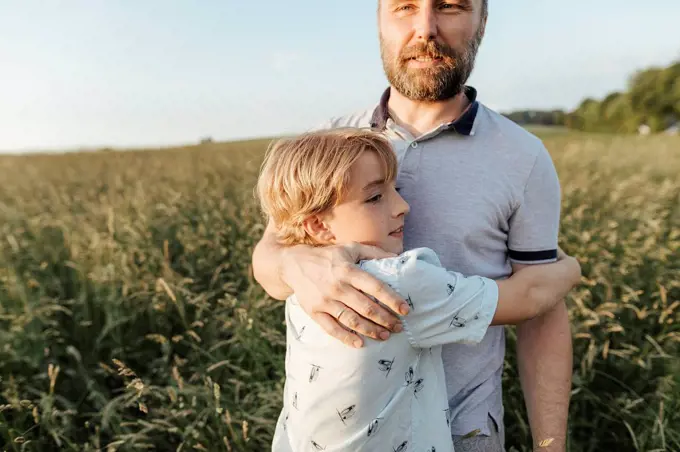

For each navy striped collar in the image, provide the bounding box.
[370,86,479,136]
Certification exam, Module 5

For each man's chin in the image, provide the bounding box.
[393,82,460,102]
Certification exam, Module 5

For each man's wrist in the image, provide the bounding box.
[279,244,310,289]
[533,437,566,452]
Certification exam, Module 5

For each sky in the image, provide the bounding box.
[1,1,679,153]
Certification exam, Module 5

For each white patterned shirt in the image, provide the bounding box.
[271,247,499,452]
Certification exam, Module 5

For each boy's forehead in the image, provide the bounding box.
[351,152,388,187]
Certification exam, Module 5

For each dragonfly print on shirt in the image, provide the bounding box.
[378,357,395,378]
[367,417,383,437]
[393,440,408,452]
[294,325,306,341]
[404,366,414,386]
[413,378,424,398]
[310,440,326,450]
[309,364,322,383]
[444,408,452,427]
[337,404,358,425]
[406,294,415,310]
[450,315,466,328]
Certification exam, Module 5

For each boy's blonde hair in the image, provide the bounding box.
[256,128,398,246]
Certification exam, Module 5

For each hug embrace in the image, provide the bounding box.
[251,1,582,451]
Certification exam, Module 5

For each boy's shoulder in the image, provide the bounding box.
[358,247,444,278]
[286,248,444,306]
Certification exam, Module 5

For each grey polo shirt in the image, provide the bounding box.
[312,86,561,439]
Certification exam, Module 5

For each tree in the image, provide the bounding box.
[565,60,680,133]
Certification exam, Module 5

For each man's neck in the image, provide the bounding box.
[386,88,471,137]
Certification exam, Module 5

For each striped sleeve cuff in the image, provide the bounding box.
[508,249,558,264]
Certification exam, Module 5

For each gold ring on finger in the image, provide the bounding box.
[336,307,346,319]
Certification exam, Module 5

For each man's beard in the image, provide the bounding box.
[380,27,483,102]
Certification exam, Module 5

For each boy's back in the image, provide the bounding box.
[272,247,499,452]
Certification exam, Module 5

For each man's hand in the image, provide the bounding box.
[281,242,410,348]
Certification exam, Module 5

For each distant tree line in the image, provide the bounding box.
[503,110,566,127]
[502,60,680,134]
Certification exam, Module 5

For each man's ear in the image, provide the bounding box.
[479,13,488,38]
[302,214,335,245]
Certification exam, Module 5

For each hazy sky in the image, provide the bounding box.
[1,1,678,153]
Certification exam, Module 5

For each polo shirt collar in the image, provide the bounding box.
[370,86,479,136]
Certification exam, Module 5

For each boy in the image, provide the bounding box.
[256,128,580,452]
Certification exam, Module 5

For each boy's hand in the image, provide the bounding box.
[281,242,410,348]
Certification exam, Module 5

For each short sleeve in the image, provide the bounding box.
[391,249,499,349]
[508,144,561,264]
[306,117,337,133]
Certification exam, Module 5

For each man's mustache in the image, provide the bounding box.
[399,41,455,61]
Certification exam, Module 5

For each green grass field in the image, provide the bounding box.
[0,131,678,451]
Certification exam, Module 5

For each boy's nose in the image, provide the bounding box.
[395,192,410,216]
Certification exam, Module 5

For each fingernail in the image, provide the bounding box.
[399,303,410,315]
[353,339,363,348]
[380,331,390,340]
[393,323,403,333]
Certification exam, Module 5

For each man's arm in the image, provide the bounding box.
[514,261,573,451]
[252,220,296,301]
[493,249,580,326]
[251,219,410,347]
[506,142,575,451]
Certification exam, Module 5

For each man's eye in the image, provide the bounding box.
[367,194,383,203]
[396,4,415,12]
[439,2,466,11]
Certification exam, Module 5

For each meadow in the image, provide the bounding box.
[0,130,678,452]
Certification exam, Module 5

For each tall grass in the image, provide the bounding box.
[0,133,678,451]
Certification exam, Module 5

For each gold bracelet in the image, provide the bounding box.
[538,438,555,448]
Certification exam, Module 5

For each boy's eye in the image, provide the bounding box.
[367,194,383,203]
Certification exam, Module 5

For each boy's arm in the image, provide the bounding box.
[382,249,580,350]
[251,220,410,348]
[378,248,499,349]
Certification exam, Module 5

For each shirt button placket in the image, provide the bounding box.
[400,141,422,184]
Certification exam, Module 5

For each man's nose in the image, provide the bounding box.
[414,5,438,41]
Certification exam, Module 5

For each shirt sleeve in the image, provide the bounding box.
[306,117,337,132]
[507,144,562,265]
[392,248,499,350]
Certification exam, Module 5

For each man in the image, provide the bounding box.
[252,1,574,451]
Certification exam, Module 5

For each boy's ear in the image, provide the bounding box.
[302,214,335,244]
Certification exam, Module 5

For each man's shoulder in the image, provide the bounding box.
[477,103,549,159]
[308,105,378,132]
